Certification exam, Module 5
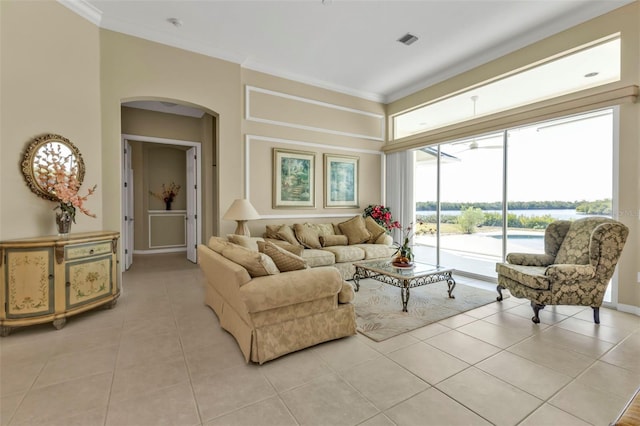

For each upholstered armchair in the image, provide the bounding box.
[496,217,628,324]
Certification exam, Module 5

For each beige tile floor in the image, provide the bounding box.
[1,253,639,426]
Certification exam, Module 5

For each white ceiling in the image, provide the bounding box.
[62,0,633,103]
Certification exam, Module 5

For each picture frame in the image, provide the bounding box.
[324,154,359,208]
[273,148,315,208]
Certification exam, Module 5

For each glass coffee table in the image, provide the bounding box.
[352,259,456,312]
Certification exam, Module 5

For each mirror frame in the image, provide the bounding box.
[21,134,85,202]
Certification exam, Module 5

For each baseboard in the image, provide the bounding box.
[133,248,187,255]
[616,303,640,317]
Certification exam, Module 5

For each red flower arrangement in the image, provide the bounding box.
[363,204,401,232]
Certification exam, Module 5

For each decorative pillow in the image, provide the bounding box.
[208,236,230,253]
[332,223,343,235]
[320,234,349,247]
[338,215,371,245]
[259,241,308,272]
[264,224,285,240]
[276,225,300,246]
[305,223,335,237]
[262,239,305,256]
[294,223,322,249]
[364,216,386,243]
[221,244,280,278]
[227,234,262,251]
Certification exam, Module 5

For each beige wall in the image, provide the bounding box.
[241,69,386,236]
[387,2,640,310]
[0,1,102,238]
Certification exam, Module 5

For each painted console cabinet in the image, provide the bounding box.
[0,231,120,336]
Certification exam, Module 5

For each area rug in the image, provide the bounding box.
[354,279,504,341]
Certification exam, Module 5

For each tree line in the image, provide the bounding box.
[416,199,611,214]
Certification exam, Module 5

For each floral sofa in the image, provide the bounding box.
[259,215,397,280]
[496,216,628,324]
[197,236,357,364]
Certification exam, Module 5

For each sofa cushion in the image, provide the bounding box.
[555,219,594,265]
[208,236,231,253]
[364,216,386,243]
[293,223,322,249]
[495,263,550,290]
[260,241,308,272]
[221,244,280,278]
[338,215,371,245]
[227,234,263,251]
[354,243,396,260]
[301,249,336,267]
[276,225,300,246]
[320,234,348,247]
[322,246,365,263]
[262,238,305,256]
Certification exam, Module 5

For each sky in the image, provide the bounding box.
[415,111,613,203]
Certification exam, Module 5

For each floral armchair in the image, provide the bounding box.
[495,217,628,324]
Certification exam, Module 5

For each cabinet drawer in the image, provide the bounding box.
[65,241,112,260]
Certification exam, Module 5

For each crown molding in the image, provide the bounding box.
[57,0,102,25]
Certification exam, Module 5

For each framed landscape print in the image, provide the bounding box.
[324,154,359,208]
[273,148,315,208]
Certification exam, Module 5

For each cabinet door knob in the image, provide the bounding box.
[66,282,70,287]
[89,249,94,255]
[48,274,54,280]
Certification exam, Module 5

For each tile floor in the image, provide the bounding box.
[1,253,639,426]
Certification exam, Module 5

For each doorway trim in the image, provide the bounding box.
[121,133,202,270]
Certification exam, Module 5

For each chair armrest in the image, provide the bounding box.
[506,253,555,266]
[240,266,342,313]
[545,264,596,282]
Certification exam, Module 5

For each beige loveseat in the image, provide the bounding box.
[197,237,357,364]
[260,215,397,280]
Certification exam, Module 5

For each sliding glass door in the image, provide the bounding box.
[414,109,614,284]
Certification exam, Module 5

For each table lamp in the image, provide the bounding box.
[223,199,260,236]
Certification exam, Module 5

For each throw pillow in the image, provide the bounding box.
[338,215,371,245]
[227,234,262,251]
[364,216,386,243]
[260,240,308,272]
[262,239,305,256]
[305,223,335,237]
[221,243,280,278]
[319,234,348,247]
[264,224,284,240]
[208,236,230,253]
[294,223,322,249]
[276,225,300,246]
[332,223,343,235]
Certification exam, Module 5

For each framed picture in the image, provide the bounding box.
[324,154,359,208]
[273,148,315,208]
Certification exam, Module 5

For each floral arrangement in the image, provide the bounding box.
[392,222,417,263]
[36,143,96,222]
[363,204,401,232]
[150,182,181,203]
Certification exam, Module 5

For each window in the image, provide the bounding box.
[414,109,614,289]
[394,36,620,139]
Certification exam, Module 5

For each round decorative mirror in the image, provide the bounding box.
[21,134,85,201]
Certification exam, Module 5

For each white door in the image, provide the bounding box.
[122,140,134,270]
[186,147,197,263]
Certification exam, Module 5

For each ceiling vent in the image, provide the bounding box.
[397,33,419,46]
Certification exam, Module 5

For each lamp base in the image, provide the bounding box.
[234,220,251,237]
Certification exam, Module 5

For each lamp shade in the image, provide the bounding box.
[223,199,260,221]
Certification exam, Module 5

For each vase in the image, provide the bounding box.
[165,200,172,210]
[55,211,72,235]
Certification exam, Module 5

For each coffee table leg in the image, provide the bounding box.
[401,281,410,312]
[447,275,456,299]
[352,269,361,292]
